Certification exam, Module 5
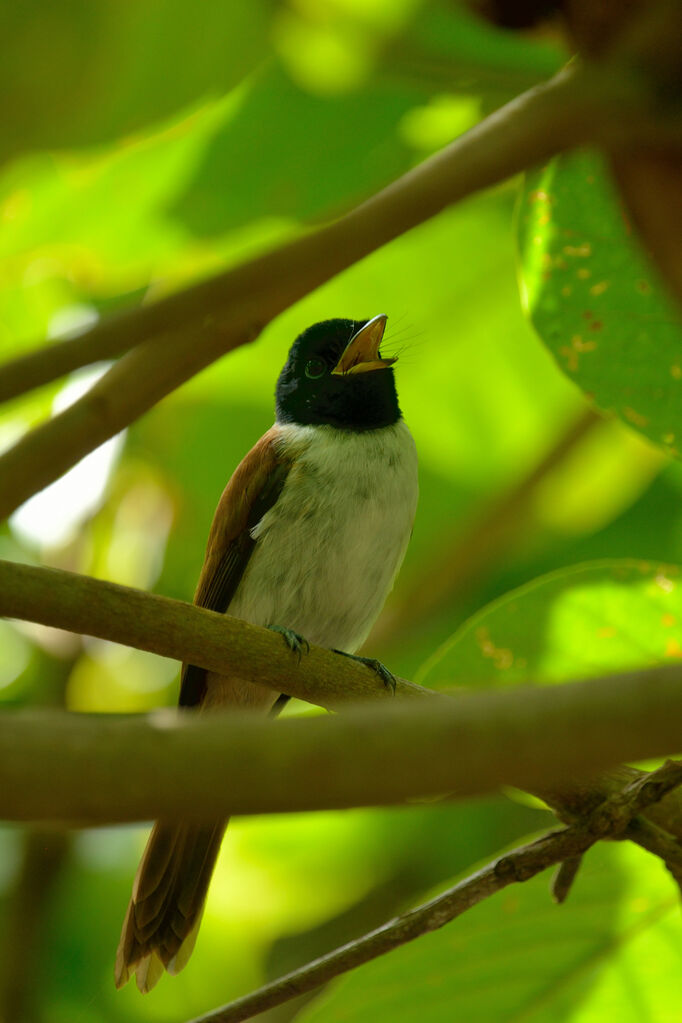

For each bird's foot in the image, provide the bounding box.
[332,650,396,693]
[268,625,310,661]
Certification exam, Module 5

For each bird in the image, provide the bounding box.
[115,313,419,992]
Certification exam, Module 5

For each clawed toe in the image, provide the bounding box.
[332,650,396,692]
[268,625,310,660]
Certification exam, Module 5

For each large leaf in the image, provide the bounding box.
[418,560,682,689]
[298,842,681,1023]
[171,62,424,236]
[0,99,225,355]
[518,150,682,459]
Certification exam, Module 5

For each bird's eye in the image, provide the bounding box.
[305,358,326,380]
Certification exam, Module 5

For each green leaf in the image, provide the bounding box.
[298,842,681,1023]
[517,150,682,459]
[418,560,682,689]
[172,62,424,236]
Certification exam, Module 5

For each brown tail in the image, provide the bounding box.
[115,820,226,992]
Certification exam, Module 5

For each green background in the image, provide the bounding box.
[1,2,681,1021]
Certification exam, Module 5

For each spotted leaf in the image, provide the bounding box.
[518,150,682,459]
[418,560,682,689]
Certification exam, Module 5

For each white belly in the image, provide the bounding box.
[227,420,418,652]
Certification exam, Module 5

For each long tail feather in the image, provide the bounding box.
[115,820,226,992]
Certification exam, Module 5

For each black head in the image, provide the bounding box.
[275,316,401,431]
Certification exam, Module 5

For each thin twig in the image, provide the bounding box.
[0,64,627,520]
[613,760,682,889]
[186,825,600,1023]
[185,756,682,1022]
[550,760,682,902]
[586,758,682,837]
[551,856,583,903]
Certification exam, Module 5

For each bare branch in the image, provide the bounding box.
[550,759,682,902]
[0,559,426,709]
[0,64,626,519]
[187,826,597,1023]
[3,559,682,825]
[186,756,682,1023]
[0,332,132,406]
[550,855,583,903]
[614,760,682,890]
[2,658,682,823]
[583,759,682,837]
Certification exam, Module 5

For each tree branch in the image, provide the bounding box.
[0,64,629,520]
[187,826,597,1023]
[625,817,682,892]
[3,559,682,825]
[186,759,682,1023]
[550,855,583,904]
[0,559,426,708]
[0,332,133,406]
[2,659,682,823]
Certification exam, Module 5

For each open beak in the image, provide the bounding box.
[331,314,396,375]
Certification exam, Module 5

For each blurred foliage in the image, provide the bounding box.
[1,1,681,1022]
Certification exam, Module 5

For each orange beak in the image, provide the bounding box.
[331,314,396,375]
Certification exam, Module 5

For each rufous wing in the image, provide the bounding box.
[179,424,292,707]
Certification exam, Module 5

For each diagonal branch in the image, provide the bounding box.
[0,63,630,520]
[0,330,133,406]
[186,758,682,1023]
[0,559,426,708]
[187,826,598,1023]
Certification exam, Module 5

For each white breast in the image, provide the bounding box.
[227,420,418,653]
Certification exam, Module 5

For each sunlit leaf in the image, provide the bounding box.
[518,150,682,459]
[298,842,681,1023]
[418,560,682,689]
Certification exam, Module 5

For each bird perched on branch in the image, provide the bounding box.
[115,314,418,992]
